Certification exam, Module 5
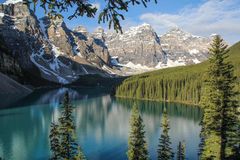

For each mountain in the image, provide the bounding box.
[0,0,214,84]
[0,0,113,85]
[159,28,211,67]
[105,23,164,67]
[104,24,212,74]
[0,34,22,79]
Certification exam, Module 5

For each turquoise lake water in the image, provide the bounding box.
[0,87,202,160]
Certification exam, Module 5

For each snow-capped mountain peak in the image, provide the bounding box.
[73,25,88,33]
[129,23,152,31]
[160,27,211,67]
[164,27,192,40]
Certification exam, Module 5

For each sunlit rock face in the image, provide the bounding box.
[103,24,212,75]
[105,23,164,67]
[0,1,48,70]
[0,1,112,84]
[160,28,211,66]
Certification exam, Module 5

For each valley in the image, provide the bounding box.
[0,0,239,160]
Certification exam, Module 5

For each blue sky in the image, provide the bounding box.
[42,0,204,31]
[29,0,204,30]
[1,0,240,44]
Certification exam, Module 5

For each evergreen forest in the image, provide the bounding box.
[116,41,240,106]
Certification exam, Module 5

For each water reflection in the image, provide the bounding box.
[0,88,202,160]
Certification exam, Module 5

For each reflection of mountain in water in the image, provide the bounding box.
[34,88,80,108]
[3,87,110,108]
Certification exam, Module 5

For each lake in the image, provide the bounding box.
[0,87,202,160]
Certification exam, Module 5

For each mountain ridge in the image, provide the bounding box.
[0,0,215,84]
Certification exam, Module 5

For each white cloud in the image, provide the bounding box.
[91,2,101,10]
[140,0,240,44]
[121,19,141,31]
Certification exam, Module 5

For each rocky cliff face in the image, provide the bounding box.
[105,23,164,67]
[103,24,211,74]
[159,28,211,67]
[0,35,22,78]
[0,0,112,84]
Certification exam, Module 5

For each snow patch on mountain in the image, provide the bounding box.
[30,53,70,84]
[49,58,61,72]
[189,49,200,55]
[81,66,89,74]
[52,44,65,57]
[0,13,4,17]
[123,62,152,70]
[73,45,84,58]
[193,58,201,64]
[102,65,116,75]
[39,19,48,39]
[155,59,186,69]
[110,56,152,70]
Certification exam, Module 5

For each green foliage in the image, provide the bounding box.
[199,36,239,160]
[116,98,203,122]
[49,123,61,160]
[127,104,149,160]
[30,0,157,33]
[177,141,186,160]
[29,0,97,20]
[49,92,86,160]
[58,92,79,159]
[75,146,86,160]
[116,41,240,106]
[157,109,174,160]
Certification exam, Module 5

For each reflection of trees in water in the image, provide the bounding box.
[115,98,202,122]
[0,91,202,159]
[0,87,108,159]
[74,95,112,136]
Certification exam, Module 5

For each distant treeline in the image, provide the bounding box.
[116,42,240,105]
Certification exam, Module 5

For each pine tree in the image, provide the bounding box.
[177,141,186,160]
[157,108,174,160]
[74,146,87,160]
[200,35,239,159]
[49,123,61,160]
[49,92,86,160]
[127,104,149,160]
[58,92,80,159]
